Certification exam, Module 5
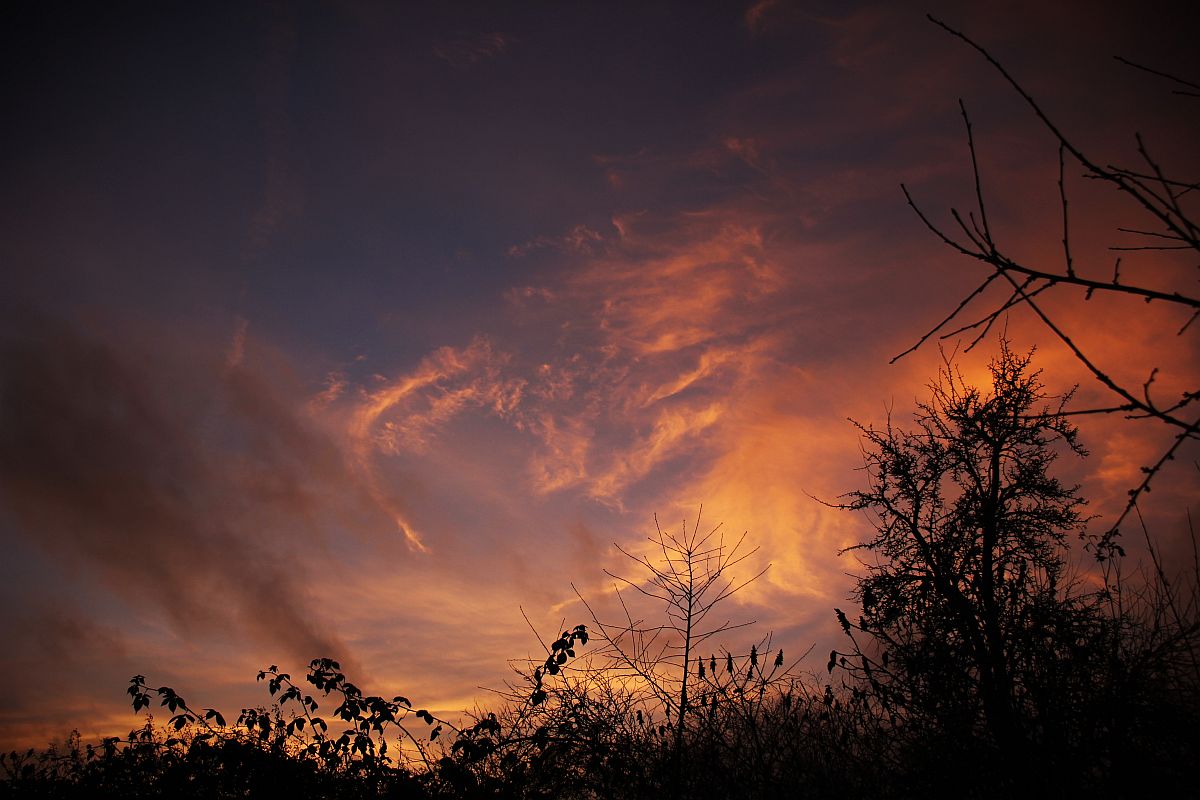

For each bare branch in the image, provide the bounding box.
[1113,55,1200,92]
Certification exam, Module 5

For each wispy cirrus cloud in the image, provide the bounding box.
[343,337,526,552]
[331,204,871,616]
[433,32,513,69]
[507,224,605,258]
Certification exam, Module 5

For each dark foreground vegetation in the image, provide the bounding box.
[4,17,1198,800]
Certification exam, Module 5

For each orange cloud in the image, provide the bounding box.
[344,337,525,552]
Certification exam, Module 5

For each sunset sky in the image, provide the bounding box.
[2,1,1196,750]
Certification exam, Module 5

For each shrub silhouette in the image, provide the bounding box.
[1,629,591,799]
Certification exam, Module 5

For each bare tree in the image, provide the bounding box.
[898,15,1199,549]
[573,509,769,758]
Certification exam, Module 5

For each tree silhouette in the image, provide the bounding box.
[832,342,1092,763]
